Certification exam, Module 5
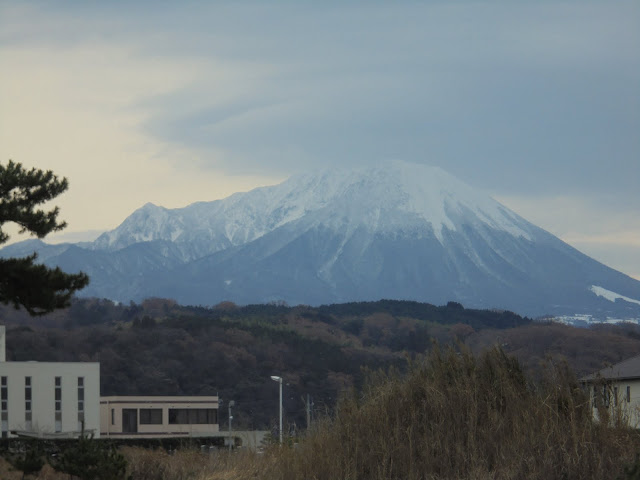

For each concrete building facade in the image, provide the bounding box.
[100,395,219,438]
[0,326,100,438]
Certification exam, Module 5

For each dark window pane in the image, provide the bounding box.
[168,409,178,424]
[169,409,189,424]
[55,377,61,387]
[196,409,207,424]
[140,408,163,425]
[188,410,198,424]
[178,409,188,424]
[167,408,217,425]
[55,389,61,401]
[208,409,218,424]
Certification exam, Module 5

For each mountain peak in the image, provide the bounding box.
[4,160,639,318]
[278,161,532,243]
[93,161,533,252]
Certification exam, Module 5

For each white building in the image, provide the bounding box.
[100,395,219,438]
[582,354,640,428]
[0,326,100,438]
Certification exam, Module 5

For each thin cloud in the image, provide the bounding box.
[0,1,638,277]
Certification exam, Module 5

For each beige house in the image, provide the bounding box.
[100,395,219,438]
[0,326,101,439]
[582,354,640,428]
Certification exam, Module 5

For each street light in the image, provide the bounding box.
[270,375,283,444]
[228,400,235,452]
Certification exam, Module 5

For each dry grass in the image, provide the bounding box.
[258,346,640,480]
[123,446,263,480]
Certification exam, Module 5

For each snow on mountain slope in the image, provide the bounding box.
[3,160,639,318]
[590,286,640,306]
[92,161,533,255]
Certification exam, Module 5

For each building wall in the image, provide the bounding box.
[0,326,5,362]
[589,378,640,427]
[0,362,100,438]
[100,396,219,438]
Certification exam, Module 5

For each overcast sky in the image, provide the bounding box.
[1,1,638,279]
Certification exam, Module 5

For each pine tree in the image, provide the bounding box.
[0,160,89,315]
[51,430,127,480]
[9,440,45,479]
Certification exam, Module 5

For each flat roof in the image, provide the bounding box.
[100,395,218,404]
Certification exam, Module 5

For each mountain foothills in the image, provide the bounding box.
[2,161,639,318]
[4,298,640,429]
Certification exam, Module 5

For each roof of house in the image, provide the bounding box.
[581,354,640,382]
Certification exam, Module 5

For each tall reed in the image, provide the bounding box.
[261,346,640,480]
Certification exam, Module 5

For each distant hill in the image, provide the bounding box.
[4,298,640,429]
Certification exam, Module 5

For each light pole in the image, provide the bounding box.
[270,375,283,444]
[228,400,235,451]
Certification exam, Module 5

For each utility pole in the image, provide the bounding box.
[270,376,283,444]
[228,400,235,451]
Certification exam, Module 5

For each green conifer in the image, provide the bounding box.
[0,160,89,315]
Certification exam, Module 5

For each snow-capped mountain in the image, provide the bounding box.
[3,161,640,318]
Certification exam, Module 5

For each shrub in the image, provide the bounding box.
[6,440,44,479]
[50,432,127,480]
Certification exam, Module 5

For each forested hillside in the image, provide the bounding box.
[3,298,639,429]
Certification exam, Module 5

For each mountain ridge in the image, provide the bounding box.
[2,161,639,318]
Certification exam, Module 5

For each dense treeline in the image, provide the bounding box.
[0,297,531,330]
[3,297,640,430]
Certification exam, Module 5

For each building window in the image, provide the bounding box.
[627,386,631,403]
[25,377,32,430]
[111,408,115,425]
[1,376,7,438]
[168,408,217,425]
[77,377,85,431]
[54,376,62,432]
[139,408,163,425]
